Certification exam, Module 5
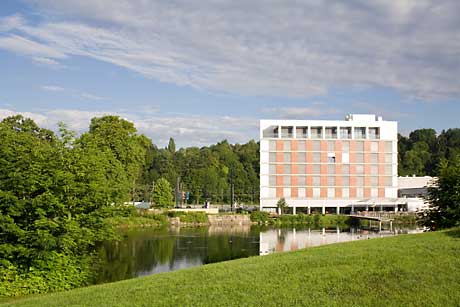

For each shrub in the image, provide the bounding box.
[250,211,270,224]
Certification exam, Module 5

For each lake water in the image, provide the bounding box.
[93,224,422,284]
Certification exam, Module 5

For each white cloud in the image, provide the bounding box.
[261,106,341,119]
[79,92,107,101]
[39,85,108,101]
[32,56,63,68]
[0,108,258,147]
[2,1,460,100]
[41,85,65,92]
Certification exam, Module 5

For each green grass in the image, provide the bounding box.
[3,230,460,306]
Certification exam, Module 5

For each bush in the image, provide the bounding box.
[250,211,270,224]
[166,211,208,224]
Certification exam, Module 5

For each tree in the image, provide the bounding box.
[167,137,176,154]
[276,198,287,215]
[422,158,460,229]
[152,178,173,208]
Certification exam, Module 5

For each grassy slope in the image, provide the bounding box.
[3,230,460,307]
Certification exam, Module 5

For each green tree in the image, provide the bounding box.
[422,157,460,229]
[167,137,176,154]
[277,198,287,215]
[152,178,173,208]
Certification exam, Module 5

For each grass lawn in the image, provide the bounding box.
[3,229,460,306]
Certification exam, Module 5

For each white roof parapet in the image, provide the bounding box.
[398,176,436,189]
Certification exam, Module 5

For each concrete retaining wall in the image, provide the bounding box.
[207,214,251,226]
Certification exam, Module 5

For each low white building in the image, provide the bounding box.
[398,176,435,212]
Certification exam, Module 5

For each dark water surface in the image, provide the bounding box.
[93,224,421,284]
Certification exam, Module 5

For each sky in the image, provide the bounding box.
[0,0,459,148]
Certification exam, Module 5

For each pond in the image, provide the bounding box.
[93,224,422,284]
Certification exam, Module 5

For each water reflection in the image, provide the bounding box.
[93,225,422,285]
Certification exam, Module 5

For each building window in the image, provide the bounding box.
[342,188,349,198]
[327,188,335,198]
[269,164,276,174]
[284,153,291,162]
[327,141,335,151]
[313,188,321,198]
[284,176,291,186]
[312,176,320,186]
[312,152,321,163]
[385,141,393,152]
[328,165,335,174]
[296,127,308,138]
[298,187,306,197]
[385,165,392,175]
[355,153,364,163]
[340,127,352,139]
[328,155,336,163]
[284,164,291,174]
[325,127,337,139]
[385,153,392,163]
[311,127,323,139]
[312,140,321,151]
[370,176,378,186]
[269,140,277,151]
[312,164,321,174]
[371,188,378,197]
[370,165,378,175]
[370,141,378,152]
[370,153,378,163]
[385,176,393,186]
[342,176,350,186]
[269,188,276,197]
[284,140,291,151]
[356,188,364,198]
[298,164,306,174]
[356,176,364,186]
[283,188,291,197]
[269,176,276,186]
[269,153,276,162]
[354,127,366,139]
[342,152,349,163]
[355,141,364,152]
[297,140,306,151]
[328,176,335,186]
[298,176,306,186]
[342,165,350,174]
[369,127,380,140]
[298,153,306,162]
[342,141,350,152]
[281,126,293,138]
[263,126,279,138]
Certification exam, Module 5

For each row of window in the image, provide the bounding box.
[266,164,394,175]
[267,176,393,187]
[263,126,381,139]
[266,187,385,199]
[268,152,394,163]
[266,140,393,152]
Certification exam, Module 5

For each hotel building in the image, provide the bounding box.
[259,114,399,214]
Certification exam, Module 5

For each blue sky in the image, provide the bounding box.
[1,0,459,147]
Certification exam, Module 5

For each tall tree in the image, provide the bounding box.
[152,178,173,208]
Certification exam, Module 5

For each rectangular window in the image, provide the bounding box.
[355,141,364,152]
[328,176,335,186]
[313,152,321,163]
[281,126,293,138]
[356,188,364,198]
[312,140,321,151]
[297,140,306,151]
[370,153,378,163]
[311,127,323,139]
[354,127,366,139]
[356,164,364,174]
[342,165,350,174]
[284,140,291,151]
[313,188,321,198]
[263,126,279,138]
[385,165,392,175]
[284,153,291,162]
[269,176,277,186]
[342,176,350,186]
[370,176,378,186]
[312,164,321,174]
[284,164,291,174]
[269,153,276,162]
[355,153,364,163]
[328,165,335,174]
[284,176,291,186]
[312,176,320,186]
[327,188,335,198]
[342,188,349,198]
[269,188,276,197]
[325,127,337,139]
[342,141,350,152]
[283,188,291,197]
[296,127,308,138]
[370,165,378,175]
[370,141,378,152]
[269,164,276,174]
[327,141,335,151]
[385,141,393,152]
[269,140,277,151]
[340,127,352,139]
[328,155,336,163]
[297,153,306,162]
[371,188,378,197]
[369,127,380,140]
[342,152,349,163]
[356,176,364,186]
[298,164,306,174]
[298,188,306,197]
[298,176,306,186]
[385,176,393,186]
[385,153,392,163]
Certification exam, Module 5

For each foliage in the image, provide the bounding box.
[250,211,270,224]
[152,178,173,208]
[421,158,460,229]
[166,211,208,224]
[6,230,460,306]
[276,198,287,214]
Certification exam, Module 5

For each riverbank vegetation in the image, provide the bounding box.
[4,229,460,306]
[251,212,350,227]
